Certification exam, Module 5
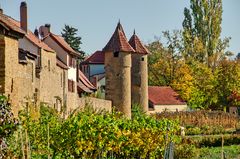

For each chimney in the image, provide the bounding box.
[45,24,51,32]
[20,1,28,32]
[39,24,51,38]
[34,28,39,38]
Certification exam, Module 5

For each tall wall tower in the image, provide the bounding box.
[103,22,134,118]
[129,31,149,112]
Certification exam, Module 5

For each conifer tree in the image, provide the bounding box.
[61,24,85,60]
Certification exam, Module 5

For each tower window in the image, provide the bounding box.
[141,57,144,61]
[114,52,119,57]
[48,60,50,71]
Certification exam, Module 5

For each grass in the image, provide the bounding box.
[195,145,240,159]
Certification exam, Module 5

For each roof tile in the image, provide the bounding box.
[82,50,104,64]
[129,31,149,54]
[6,16,54,52]
[148,86,186,105]
[103,22,134,53]
[49,33,80,56]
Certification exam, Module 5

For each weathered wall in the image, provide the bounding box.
[105,51,131,118]
[19,37,38,55]
[77,97,112,112]
[3,36,36,114]
[131,54,148,112]
[39,49,64,107]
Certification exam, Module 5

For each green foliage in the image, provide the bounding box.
[184,134,240,148]
[182,0,229,66]
[57,109,180,158]
[6,104,180,158]
[61,24,85,60]
[185,125,225,136]
[198,145,240,159]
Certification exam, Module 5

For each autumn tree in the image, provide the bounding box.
[147,30,183,86]
[61,24,85,60]
[214,60,240,111]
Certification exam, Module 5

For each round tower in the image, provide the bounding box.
[103,22,134,118]
[129,30,149,113]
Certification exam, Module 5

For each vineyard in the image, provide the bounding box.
[0,97,181,158]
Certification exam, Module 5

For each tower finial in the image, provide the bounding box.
[133,29,136,35]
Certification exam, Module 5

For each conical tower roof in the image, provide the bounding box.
[129,30,149,54]
[103,22,134,53]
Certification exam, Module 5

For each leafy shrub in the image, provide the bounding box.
[0,95,18,158]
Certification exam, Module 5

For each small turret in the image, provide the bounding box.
[103,22,134,118]
[129,30,149,112]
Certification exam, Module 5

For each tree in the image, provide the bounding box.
[147,31,183,86]
[182,0,231,66]
[214,60,240,111]
[61,24,85,60]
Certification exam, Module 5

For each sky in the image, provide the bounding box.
[1,0,240,56]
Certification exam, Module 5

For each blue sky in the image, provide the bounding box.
[1,0,240,55]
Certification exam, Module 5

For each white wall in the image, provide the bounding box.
[149,104,187,114]
[68,66,77,81]
[19,37,38,54]
[43,36,68,64]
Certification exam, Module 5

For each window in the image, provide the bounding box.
[141,57,144,61]
[48,60,50,71]
[32,63,34,82]
[68,56,72,67]
[68,79,75,92]
[60,73,63,87]
[114,51,119,57]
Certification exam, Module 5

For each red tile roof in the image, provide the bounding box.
[0,13,25,35]
[129,31,149,54]
[103,22,134,53]
[82,50,104,64]
[48,33,80,57]
[6,16,54,52]
[148,86,186,105]
[78,70,96,90]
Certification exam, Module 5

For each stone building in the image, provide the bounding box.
[128,31,149,112]
[103,22,134,118]
[0,2,100,115]
[39,25,81,110]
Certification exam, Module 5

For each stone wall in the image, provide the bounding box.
[39,49,68,112]
[105,51,131,118]
[77,97,112,112]
[3,35,36,114]
[0,35,5,94]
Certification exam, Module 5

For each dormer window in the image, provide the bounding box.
[114,52,119,57]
